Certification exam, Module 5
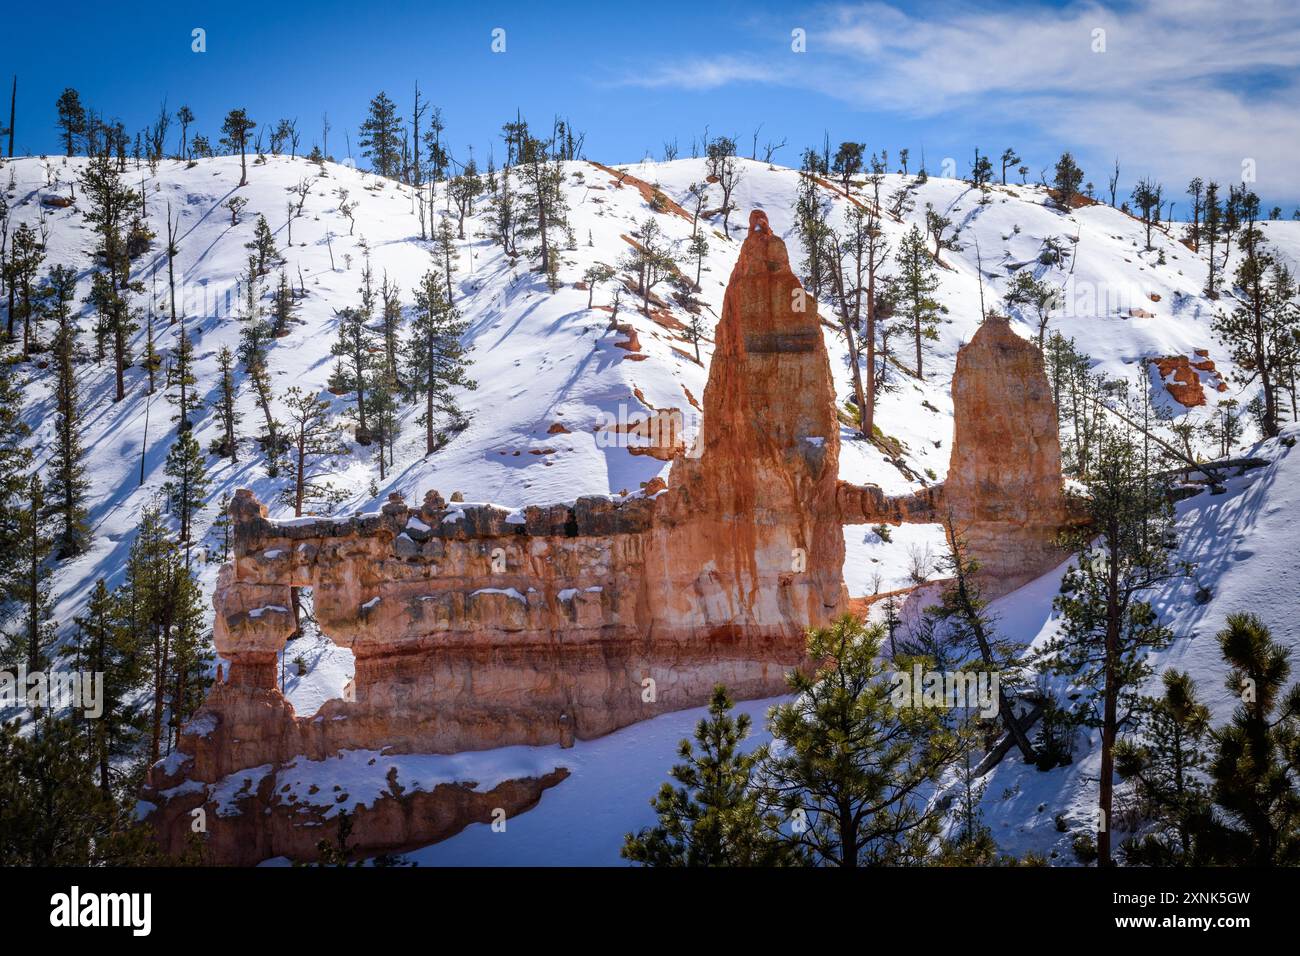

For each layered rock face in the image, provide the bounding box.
[145,210,847,861]
[146,215,1072,862]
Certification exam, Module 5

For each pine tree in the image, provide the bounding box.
[270,268,297,337]
[619,217,678,318]
[1003,270,1061,347]
[1053,152,1085,208]
[9,221,44,354]
[1131,178,1163,250]
[1213,244,1299,438]
[245,213,279,275]
[925,519,1037,760]
[236,256,279,471]
[582,263,616,310]
[1203,181,1222,297]
[378,271,403,379]
[278,386,345,516]
[447,161,482,240]
[623,686,800,866]
[430,219,458,304]
[831,141,864,195]
[359,92,403,178]
[212,344,241,460]
[0,360,33,596]
[55,88,87,156]
[0,716,156,865]
[166,323,202,430]
[219,108,256,186]
[368,371,399,481]
[759,615,965,866]
[330,305,376,445]
[162,429,210,544]
[1046,415,1184,866]
[1115,669,1212,865]
[79,154,141,400]
[516,133,568,277]
[67,579,145,794]
[405,270,475,455]
[165,568,212,752]
[46,264,91,558]
[5,474,54,674]
[893,224,941,379]
[1201,613,1300,865]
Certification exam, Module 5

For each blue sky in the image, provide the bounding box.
[4,0,1299,210]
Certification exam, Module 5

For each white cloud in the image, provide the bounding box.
[621,0,1300,199]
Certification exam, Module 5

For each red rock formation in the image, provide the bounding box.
[1152,354,1224,407]
[145,210,846,862]
[838,314,1071,594]
[944,314,1071,591]
[146,211,1072,863]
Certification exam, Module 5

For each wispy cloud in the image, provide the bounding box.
[622,0,1300,199]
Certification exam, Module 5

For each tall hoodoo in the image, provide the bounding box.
[945,313,1070,590]
[648,209,846,644]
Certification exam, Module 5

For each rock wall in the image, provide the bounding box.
[145,214,1073,862]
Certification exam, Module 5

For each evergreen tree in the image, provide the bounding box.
[5,474,54,674]
[893,224,942,378]
[0,361,33,599]
[212,344,241,460]
[1203,181,1223,297]
[1200,613,1300,865]
[236,256,279,472]
[8,221,44,353]
[359,92,403,178]
[759,615,965,867]
[0,717,158,864]
[516,133,568,278]
[925,519,1037,760]
[278,386,345,516]
[378,271,403,379]
[430,219,458,304]
[167,323,202,430]
[162,429,210,544]
[330,305,377,444]
[270,267,297,337]
[447,161,482,240]
[999,147,1021,185]
[405,270,475,455]
[1115,669,1212,865]
[67,579,145,794]
[219,108,256,186]
[1213,244,1299,438]
[623,686,801,866]
[245,213,279,275]
[1046,415,1184,866]
[1003,270,1061,347]
[831,141,864,195]
[54,88,87,156]
[1131,177,1163,250]
[79,154,141,401]
[1053,152,1085,208]
[46,264,91,558]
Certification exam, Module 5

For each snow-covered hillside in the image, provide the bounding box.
[5,152,1297,863]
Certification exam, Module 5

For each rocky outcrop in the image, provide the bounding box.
[146,213,1073,863]
[943,314,1072,591]
[837,314,1071,594]
[1152,351,1227,407]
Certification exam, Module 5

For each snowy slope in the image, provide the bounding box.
[5,152,1299,863]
